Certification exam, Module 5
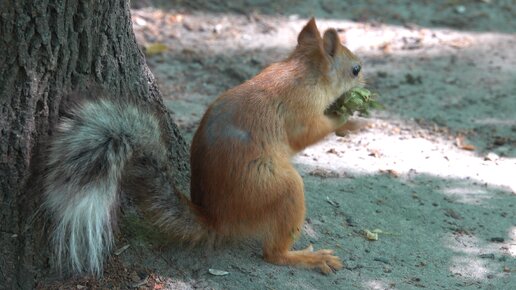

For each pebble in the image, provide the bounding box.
[455,5,466,14]
[479,253,495,259]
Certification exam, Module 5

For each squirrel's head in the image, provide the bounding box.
[291,18,365,110]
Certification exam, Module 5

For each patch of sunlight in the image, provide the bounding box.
[444,233,501,255]
[443,232,513,280]
[443,187,493,205]
[364,279,393,290]
[474,118,516,126]
[450,256,491,280]
[509,227,516,257]
[131,9,516,195]
[130,10,515,59]
[294,123,516,201]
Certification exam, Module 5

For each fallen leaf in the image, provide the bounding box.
[364,229,379,241]
[167,14,184,24]
[455,135,476,151]
[379,42,392,53]
[326,196,340,208]
[444,208,463,220]
[326,148,339,155]
[114,244,130,255]
[309,168,340,178]
[145,43,168,56]
[208,268,229,276]
[380,169,400,177]
[447,37,472,49]
[368,149,381,158]
[131,276,149,288]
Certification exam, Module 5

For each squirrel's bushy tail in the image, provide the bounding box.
[44,100,207,276]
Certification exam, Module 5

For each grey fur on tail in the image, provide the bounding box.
[44,100,170,275]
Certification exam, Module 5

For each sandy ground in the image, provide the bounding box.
[40,1,516,289]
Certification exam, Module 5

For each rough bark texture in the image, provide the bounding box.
[0,1,190,288]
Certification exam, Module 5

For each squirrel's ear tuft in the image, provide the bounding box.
[323,29,340,57]
[297,17,321,47]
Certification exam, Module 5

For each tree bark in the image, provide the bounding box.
[0,1,190,288]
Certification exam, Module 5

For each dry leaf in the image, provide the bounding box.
[309,168,340,178]
[130,274,149,288]
[326,148,339,155]
[145,43,168,56]
[368,149,381,158]
[448,37,472,49]
[380,169,400,177]
[364,229,379,241]
[380,42,392,53]
[167,14,184,24]
[326,196,340,207]
[444,208,463,220]
[208,269,229,276]
[455,135,476,151]
[114,244,130,256]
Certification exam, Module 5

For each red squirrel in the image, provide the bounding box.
[44,18,364,276]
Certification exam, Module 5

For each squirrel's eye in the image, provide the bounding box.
[352,64,361,76]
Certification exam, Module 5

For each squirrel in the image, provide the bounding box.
[43,18,364,276]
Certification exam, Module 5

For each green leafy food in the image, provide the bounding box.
[325,88,382,118]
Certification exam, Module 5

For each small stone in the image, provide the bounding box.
[383,266,392,273]
[130,271,141,282]
[484,152,499,161]
[455,5,466,14]
[374,257,390,264]
[479,253,495,259]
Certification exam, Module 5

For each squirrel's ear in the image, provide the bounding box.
[323,29,340,57]
[297,18,321,47]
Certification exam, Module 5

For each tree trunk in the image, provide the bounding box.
[0,1,190,288]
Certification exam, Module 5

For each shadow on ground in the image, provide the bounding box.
[113,169,515,289]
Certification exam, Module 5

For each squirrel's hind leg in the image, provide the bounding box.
[260,167,343,274]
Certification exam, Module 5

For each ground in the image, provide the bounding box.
[39,0,515,289]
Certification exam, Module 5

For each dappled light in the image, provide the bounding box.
[3,0,513,288]
[364,279,394,289]
[450,256,491,280]
[295,119,515,196]
[443,186,494,205]
[444,232,513,280]
[131,8,515,157]
[510,227,516,257]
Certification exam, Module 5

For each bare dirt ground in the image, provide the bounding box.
[39,0,515,289]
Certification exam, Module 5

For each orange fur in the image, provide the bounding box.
[190,18,364,273]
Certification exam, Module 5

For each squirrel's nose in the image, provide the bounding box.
[352,64,361,76]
